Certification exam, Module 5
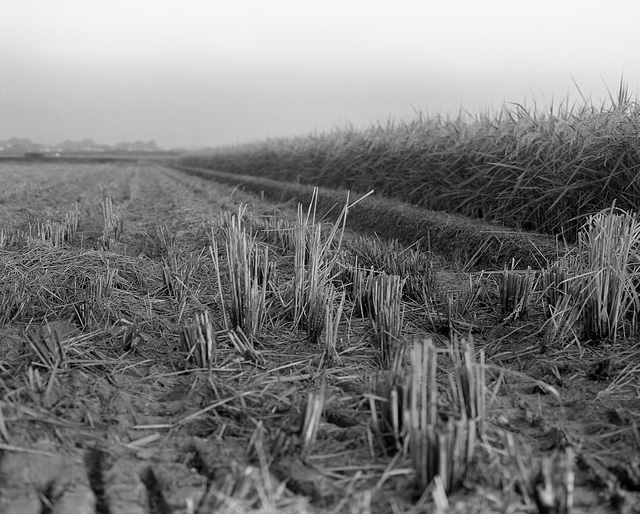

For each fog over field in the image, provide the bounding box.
[2,0,638,149]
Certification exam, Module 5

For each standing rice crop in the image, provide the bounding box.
[180,82,640,241]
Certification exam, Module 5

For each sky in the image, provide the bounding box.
[1,0,639,149]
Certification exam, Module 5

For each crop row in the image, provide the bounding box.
[180,83,640,241]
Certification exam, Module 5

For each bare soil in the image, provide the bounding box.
[0,161,639,513]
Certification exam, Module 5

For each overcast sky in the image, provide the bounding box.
[2,0,638,149]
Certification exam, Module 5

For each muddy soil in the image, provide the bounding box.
[0,161,639,513]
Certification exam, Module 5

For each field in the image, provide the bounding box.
[0,160,639,513]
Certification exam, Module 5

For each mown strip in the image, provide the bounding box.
[169,163,567,269]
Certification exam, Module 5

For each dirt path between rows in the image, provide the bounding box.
[0,161,639,513]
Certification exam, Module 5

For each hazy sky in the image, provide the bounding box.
[2,1,639,149]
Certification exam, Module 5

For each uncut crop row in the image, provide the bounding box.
[180,90,640,241]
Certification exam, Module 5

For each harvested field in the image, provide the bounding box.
[0,161,639,513]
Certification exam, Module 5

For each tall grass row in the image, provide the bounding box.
[180,91,640,240]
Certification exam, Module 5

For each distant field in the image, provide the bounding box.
[0,151,180,164]
[180,93,640,242]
